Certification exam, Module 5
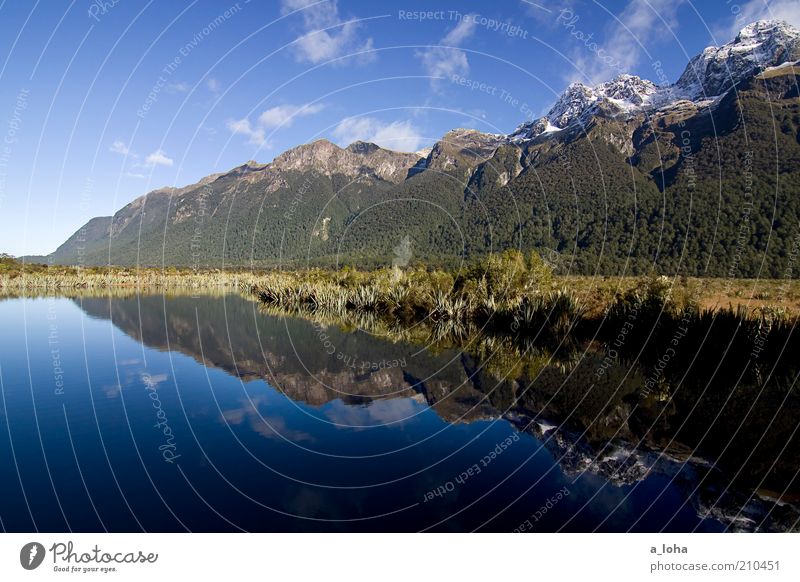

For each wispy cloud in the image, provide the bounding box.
[323,398,419,428]
[417,16,478,89]
[206,77,221,94]
[109,140,131,155]
[259,103,325,128]
[332,116,426,152]
[165,81,190,94]
[228,102,326,146]
[281,0,375,65]
[110,140,155,179]
[228,118,264,146]
[442,16,478,46]
[717,0,800,39]
[561,0,684,84]
[113,143,171,170]
[222,396,314,442]
[144,149,174,168]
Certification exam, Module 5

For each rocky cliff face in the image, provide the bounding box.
[421,128,509,175]
[270,138,422,183]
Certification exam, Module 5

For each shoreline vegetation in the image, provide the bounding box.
[244,252,798,376]
[0,255,250,293]
[3,252,799,341]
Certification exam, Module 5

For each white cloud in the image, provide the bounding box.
[206,77,221,94]
[417,16,478,88]
[113,144,170,175]
[144,149,174,168]
[561,0,684,84]
[323,397,419,427]
[442,17,478,46]
[229,102,325,146]
[227,118,266,146]
[109,140,130,155]
[258,103,325,128]
[332,117,426,152]
[281,0,375,65]
[165,81,190,93]
[718,0,800,39]
[222,395,313,442]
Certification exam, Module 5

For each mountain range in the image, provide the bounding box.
[30,20,800,276]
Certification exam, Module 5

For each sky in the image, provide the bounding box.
[0,0,798,256]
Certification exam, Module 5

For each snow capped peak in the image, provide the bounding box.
[552,75,657,122]
[598,74,658,104]
[547,82,597,128]
[443,127,502,139]
[511,74,657,140]
[735,19,796,43]
[675,19,800,100]
[509,20,800,142]
[509,118,560,142]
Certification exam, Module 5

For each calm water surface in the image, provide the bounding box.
[0,293,796,532]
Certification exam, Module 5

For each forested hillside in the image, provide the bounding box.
[34,22,800,277]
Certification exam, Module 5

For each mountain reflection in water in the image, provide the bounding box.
[0,292,796,532]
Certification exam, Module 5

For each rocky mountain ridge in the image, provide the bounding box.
[29,19,800,276]
[512,19,800,140]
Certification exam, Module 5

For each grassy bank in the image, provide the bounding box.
[246,251,798,324]
[0,255,256,292]
[5,252,800,323]
[244,252,799,380]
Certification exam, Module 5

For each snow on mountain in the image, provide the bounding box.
[511,74,657,140]
[510,118,549,142]
[511,20,800,142]
[548,82,600,128]
[598,74,660,107]
[675,20,800,100]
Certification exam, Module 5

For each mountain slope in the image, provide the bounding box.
[39,20,800,276]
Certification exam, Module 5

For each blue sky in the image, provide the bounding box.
[0,0,797,256]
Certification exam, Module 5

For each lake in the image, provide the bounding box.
[0,292,796,532]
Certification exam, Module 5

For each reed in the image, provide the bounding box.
[0,256,257,292]
[5,254,798,368]
[245,257,800,368]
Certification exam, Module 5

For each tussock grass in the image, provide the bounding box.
[5,254,797,365]
[245,255,800,367]
[247,252,584,343]
[0,255,257,292]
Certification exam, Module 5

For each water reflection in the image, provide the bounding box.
[0,291,796,531]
